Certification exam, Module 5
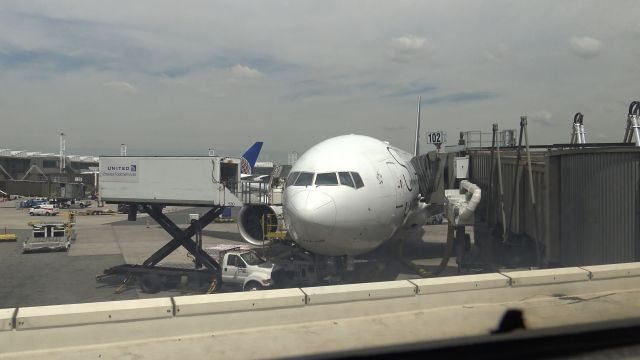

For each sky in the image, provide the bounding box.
[0,1,639,162]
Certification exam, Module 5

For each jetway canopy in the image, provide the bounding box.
[99,156,242,206]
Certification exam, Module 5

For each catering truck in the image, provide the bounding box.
[205,245,279,291]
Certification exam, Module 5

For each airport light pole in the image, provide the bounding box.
[59,132,66,174]
[288,151,298,165]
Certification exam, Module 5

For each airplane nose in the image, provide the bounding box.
[286,190,336,242]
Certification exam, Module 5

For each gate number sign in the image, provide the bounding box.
[426,131,447,145]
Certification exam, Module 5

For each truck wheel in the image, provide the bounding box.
[79,204,85,208]
[140,274,162,294]
[244,281,263,291]
[29,212,34,216]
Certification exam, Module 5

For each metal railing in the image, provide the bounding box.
[461,129,516,148]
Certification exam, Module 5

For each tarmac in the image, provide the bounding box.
[0,199,463,308]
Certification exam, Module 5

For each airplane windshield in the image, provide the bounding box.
[351,172,364,188]
[294,172,314,186]
[338,172,355,188]
[315,172,338,185]
[286,172,300,187]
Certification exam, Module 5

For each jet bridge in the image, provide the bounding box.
[97,156,249,293]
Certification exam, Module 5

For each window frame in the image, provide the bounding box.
[351,172,365,189]
[338,171,355,188]
[314,172,339,186]
[227,254,239,267]
[286,172,300,187]
[293,172,315,186]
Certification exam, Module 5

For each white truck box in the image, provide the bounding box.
[99,156,242,206]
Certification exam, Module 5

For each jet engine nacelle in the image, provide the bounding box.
[237,204,283,246]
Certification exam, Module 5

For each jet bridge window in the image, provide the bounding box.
[294,172,314,186]
[338,172,355,188]
[351,172,364,189]
[315,172,338,185]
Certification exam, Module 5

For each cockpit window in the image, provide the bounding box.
[294,172,314,186]
[286,172,300,187]
[315,172,338,185]
[338,172,355,188]
[351,172,364,188]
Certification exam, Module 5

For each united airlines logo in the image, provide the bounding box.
[240,157,251,175]
[102,161,139,182]
[106,165,137,172]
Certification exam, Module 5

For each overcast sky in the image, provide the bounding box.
[1,1,639,162]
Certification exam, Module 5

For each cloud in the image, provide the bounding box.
[529,110,553,126]
[0,48,109,71]
[103,81,139,94]
[230,64,263,79]
[390,34,434,62]
[570,36,602,59]
[484,43,510,63]
[392,34,428,51]
[424,91,497,105]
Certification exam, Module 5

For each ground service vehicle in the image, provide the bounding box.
[23,220,76,253]
[28,205,59,216]
[17,199,47,209]
[56,199,92,209]
[205,245,278,291]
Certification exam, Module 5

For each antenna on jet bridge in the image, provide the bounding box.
[414,96,422,156]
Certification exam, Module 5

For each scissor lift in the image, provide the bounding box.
[96,156,248,293]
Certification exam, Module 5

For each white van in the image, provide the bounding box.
[28,204,60,216]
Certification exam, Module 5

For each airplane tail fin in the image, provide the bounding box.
[414,96,421,157]
[240,142,264,175]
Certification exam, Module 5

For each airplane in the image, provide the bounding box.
[238,98,429,257]
[239,142,264,179]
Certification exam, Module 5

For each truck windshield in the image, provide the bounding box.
[241,252,264,266]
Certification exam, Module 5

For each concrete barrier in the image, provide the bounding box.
[174,288,306,316]
[502,267,590,287]
[3,263,640,359]
[0,308,14,331]
[409,273,510,294]
[15,298,173,330]
[301,280,416,304]
[581,262,640,280]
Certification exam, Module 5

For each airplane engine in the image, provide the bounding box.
[237,205,283,246]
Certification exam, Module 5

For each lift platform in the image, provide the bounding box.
[96,156,247,293]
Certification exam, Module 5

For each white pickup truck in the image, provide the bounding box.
[205,245,279,291]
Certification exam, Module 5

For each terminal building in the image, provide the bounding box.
[0,148,98,199]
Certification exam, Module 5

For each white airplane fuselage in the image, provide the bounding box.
[283,134,423,256]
